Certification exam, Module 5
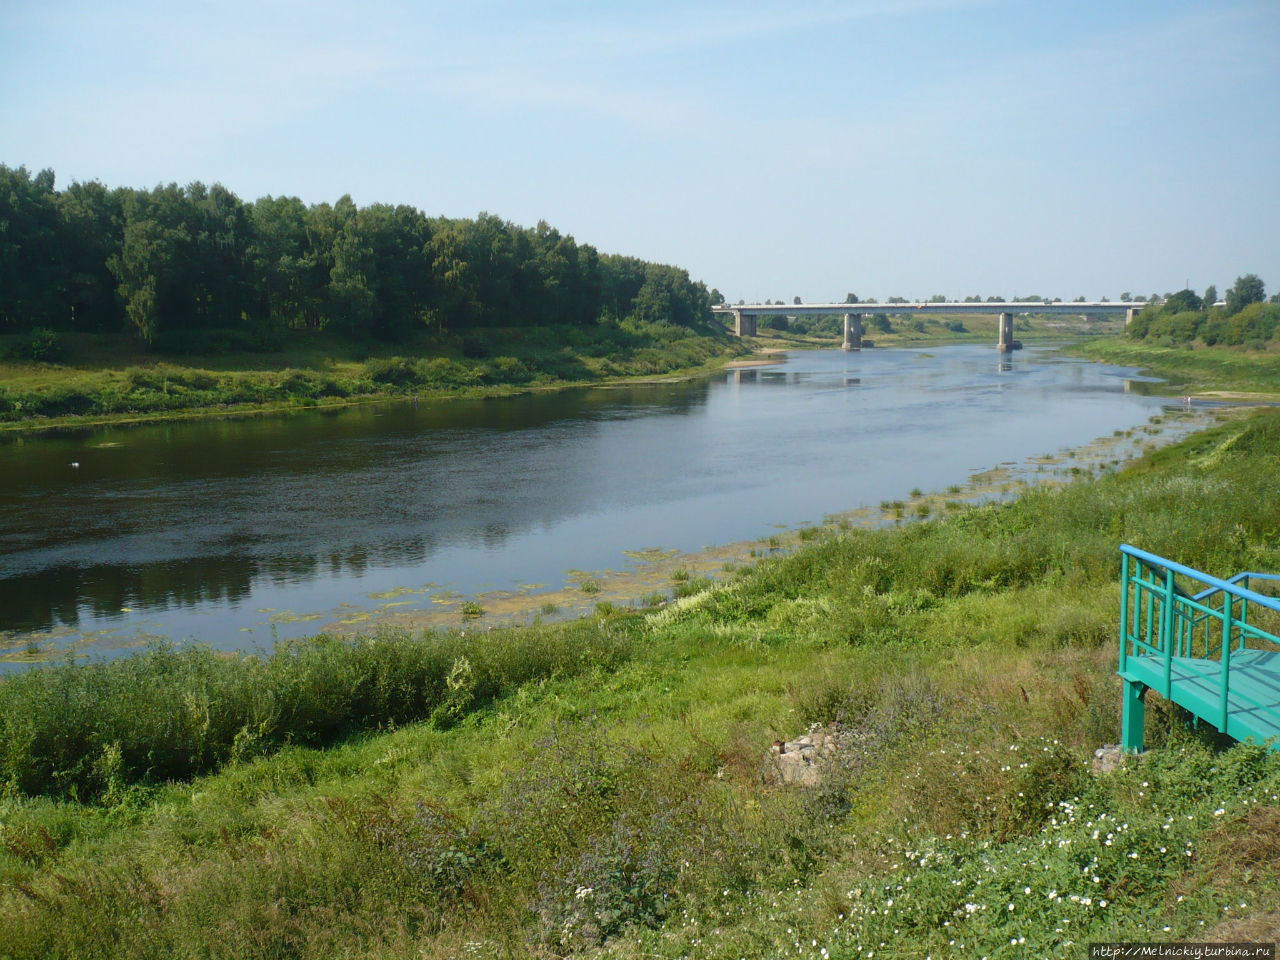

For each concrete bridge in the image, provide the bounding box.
[712,301,1142,353]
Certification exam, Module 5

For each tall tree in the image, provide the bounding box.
[327,210,376,336]
[250,194,314,330]
[1225,274,1265,315]
[0,166,65,330]
[1163,289,1203,313]
[111,216,174,343]
[58,179,125,331]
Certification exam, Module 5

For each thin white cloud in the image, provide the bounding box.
[472,0,994,60]
[354,0,986,157]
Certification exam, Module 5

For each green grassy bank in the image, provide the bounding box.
[0,320,750,433]
[3,403,1280,958]
[1072,338,1280,397]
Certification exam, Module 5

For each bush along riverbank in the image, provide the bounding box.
[2,409,1280,958]
[0,319,750,432]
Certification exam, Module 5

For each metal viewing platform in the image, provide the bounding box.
[1118,544,1280,753]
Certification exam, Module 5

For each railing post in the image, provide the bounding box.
[1220,594,1233,731]
[1162,568,1176,698]
[1119,552,1130,673]
[1152,578,1162,655]
[1239,575,1250,648]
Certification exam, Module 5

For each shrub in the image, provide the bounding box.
[14,327,66,362]
[31,387,96,416]
[363,356,421,387]
[534,813,679,949]
[416,357,470,387]
[488,355,532,383]
[277,369,325,399]
[672,576,712,599]
[324,796,505,918]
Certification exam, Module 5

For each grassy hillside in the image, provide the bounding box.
[2,406,1279,958]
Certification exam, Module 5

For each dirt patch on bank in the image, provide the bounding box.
[724,357,787,369]
[1193,390,1280,403]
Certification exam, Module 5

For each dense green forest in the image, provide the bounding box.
[1126,273,1280,348]
[0,165,716,356]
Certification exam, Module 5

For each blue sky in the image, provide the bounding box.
[3,0,1278,302]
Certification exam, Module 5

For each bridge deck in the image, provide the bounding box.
[1121,649,1280,745]
[715,300,1138,317]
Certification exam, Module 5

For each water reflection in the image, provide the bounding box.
[0,556,258,631]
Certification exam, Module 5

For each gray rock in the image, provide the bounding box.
[763,725,842,786]
[1092,744,1126,776]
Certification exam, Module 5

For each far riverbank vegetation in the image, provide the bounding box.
[1074,273,1280,397]
[0,164,743,429]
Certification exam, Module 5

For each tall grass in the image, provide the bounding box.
[0,620,632,801]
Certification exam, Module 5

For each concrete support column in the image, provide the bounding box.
[1126,307,1139,325]
[842,313,862,352]
[997,312,1015,353]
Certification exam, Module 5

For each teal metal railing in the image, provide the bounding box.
[1120,544,1280,737]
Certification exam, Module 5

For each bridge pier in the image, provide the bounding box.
[1125,307,1140,325]
[997,312,1017,353]
[733,310,757,338]
[842,313,862,351]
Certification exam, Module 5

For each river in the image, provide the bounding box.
[0,343,1201,666]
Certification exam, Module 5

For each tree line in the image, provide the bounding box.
[1127,274,1279,348]
[0,165,715,353]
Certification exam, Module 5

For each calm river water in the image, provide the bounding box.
[0,344,1193,664]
